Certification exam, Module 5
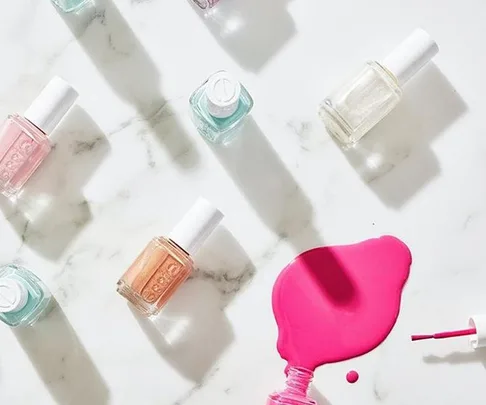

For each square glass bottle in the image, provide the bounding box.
[51,0,93,13]
[319,29,438,146]
[117,198,223,316]
[190,71,253,145]
[0,77,78,198]
[0,264,52,327]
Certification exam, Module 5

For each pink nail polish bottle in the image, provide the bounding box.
[0,77,78,198]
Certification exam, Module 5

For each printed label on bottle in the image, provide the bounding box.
[0,133,36,185]
[140,255,183,304]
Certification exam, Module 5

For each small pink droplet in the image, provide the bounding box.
[346,370,359,384]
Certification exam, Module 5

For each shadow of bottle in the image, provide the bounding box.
[309,384,333,405]
[0,106,109,260]
[191,226,257,305]
[189,0,296,72]
[209,117,366,377]
[14,300,109,404]
[339,64,467,208]
[130,226,255,383]
[424,349,486,370]
[210,117,323,254]
[54,0,199,169]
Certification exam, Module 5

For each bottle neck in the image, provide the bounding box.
[268,367,316,405]
[165,237,190,257]
[285,367,313,395]
[24,116,47,135]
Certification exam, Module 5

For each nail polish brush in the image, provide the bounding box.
[411,315,486,349]
[411,328,477,341]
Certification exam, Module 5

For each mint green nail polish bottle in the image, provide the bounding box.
[51,0,92,13]
[0,264,52,327]
[190,71,253,145]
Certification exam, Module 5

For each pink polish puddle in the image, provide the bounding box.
[346,370,359,384]
[272,236,411,371]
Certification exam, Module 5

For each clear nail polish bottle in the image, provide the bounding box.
[190,71,254,145]
[117,198,224,316]
[0,77,78,198]
[268,367,317,405]
[191,0,219,9]
[319,29,439,146]
[51,0,92,13]
[0,264,52,327]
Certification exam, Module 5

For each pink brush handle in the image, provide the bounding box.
[411,327,477,341]
[434,328,477,339]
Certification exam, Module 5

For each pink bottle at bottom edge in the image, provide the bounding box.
[0,77,78,198]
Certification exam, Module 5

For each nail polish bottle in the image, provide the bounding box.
[0,77,78,198]
[191,0,219,9]
[117,198,224,316]
[319,29,439,146]
[189,71,254,145]
[268,367,317,405]
[51,0,92,13]
[0,264,52,327]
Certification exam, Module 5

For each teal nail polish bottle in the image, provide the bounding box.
[190,71,253,145]
[0,264,52,327]
[51,0,92,13]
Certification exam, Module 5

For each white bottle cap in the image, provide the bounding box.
[381,28,439,86]
[205,71,241,119]
[469,315,486,349]
[0,278,29,313]
[169,198,224,256]
[24,77,78,134]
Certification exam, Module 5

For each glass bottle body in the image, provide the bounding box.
[319,61,402,146]
[117,237,194,316]
[0,114,52,198]
[51,0,92,13]
[0,264,52,327]
[268,367,317,405]
[189,75,254,145]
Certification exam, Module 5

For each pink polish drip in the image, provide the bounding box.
[346,370,359,384]
[268,236,411,404]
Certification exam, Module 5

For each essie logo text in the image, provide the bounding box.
[0,134,35,184]
[141,257,182,304]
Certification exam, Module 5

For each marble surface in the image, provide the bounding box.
[0,0,484,404]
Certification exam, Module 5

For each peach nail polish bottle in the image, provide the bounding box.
[117,198,224,316]
[0,77,78,198]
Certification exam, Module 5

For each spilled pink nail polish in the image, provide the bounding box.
[268,236,411,404]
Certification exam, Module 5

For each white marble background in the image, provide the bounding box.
[0,0,484,403]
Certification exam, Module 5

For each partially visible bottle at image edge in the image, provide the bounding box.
[268,367,317,405]
[51,0,93,13]
[191,0,220,10]
[0,77,78,198]
[117,198,224,316]
[190,71,253,145]
[0,264,53,327]
[319,29,439,146]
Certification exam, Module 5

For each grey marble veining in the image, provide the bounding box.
[0,0,482,404]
